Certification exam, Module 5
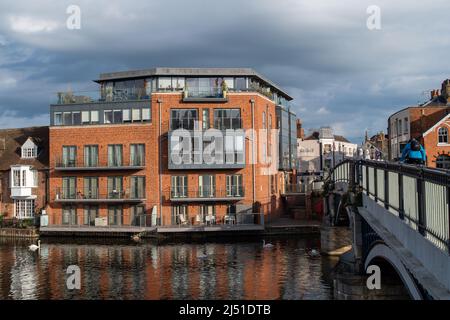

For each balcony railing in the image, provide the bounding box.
[47,212,155,228]
[54,89,151,105]
[55,188,145,203]
[169,186,244,201]
[55,159,145,171]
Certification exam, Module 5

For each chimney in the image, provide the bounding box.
[296,119,304,139]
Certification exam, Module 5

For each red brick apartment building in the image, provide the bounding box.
[0,127,49,220]
[47,68,297,228]
[388,79,450,169]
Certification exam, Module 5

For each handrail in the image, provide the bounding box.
[328,159,450,254]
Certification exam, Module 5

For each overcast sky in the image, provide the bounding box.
[0,0,449,143]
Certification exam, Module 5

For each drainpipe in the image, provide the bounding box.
[157,99,163,226]
[250,99,256,211]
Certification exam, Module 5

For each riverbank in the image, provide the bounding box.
[0,228,39,239]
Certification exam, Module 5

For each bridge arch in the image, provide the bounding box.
[364,243,423,300]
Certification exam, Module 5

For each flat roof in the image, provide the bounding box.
[95,67,293,100]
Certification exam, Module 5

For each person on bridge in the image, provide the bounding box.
[400,137,426,165]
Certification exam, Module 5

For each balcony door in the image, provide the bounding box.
[84,145,98,167]
[84,205,98,226]
[84,177,98,199]
[62,177,76,199]
[226,174,243,197]
[130,176,145,199]
[62,206,77,225]
[108,144,123,167]
[108,205,123,226]
[199,175,215,197]
[108,176,123,199]
[171,176,187,198]
[62,146,77,167]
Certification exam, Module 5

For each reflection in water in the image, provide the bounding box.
[0,237,336,300]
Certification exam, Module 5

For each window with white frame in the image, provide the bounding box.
[14,199,35,219]
[21,138,38,159]
[10,166,37,187]
[438,127,448,144]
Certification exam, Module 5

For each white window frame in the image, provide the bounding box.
[14,199,35,219]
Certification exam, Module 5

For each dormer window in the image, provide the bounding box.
[21,138,38,159]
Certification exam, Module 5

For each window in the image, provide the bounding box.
[104,110,113,124]
[54,112,62,125]
[107,176,123,199]
[130,144,145,166]
[171,205,188,225]
[22,147,37,159]
[158,77,172,90]
[73,112,81,125]
[214,109,241,130]
[199,175,215,197]
[62,177,77,199]
[438,127,448,144]
[108,205,123,226]
[132,108,141,122]
[130,176,145,199]
[171,176,187,198]
[62,206,77,225]
[108,145,123,167]
[12,168,21,187]
[226,174,243,197]
[84,205,98,226]
[262,111,266,129]
[14,199,35,219]
[170,109,198,130]
[142,108,151,121]
[63,112,72,125]
[84,145,98,167]
[202,109,210,130]
[62,146,77,167]
[82,111,90,124]
[436,154,450,169]
[131,205,145,226]
[200,205,215,224]
[404,118,409,133]
[113,110,122,123]
[123,109,131,122]
[91,110,99,123]
[398,119,402,135]
[83,177,98,199]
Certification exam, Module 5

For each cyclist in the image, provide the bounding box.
[400,138,426,165]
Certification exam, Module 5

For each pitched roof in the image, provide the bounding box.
[303,131,351,143]
[0,126,49,171]
[334,135,350,143]
[423,113,450,137]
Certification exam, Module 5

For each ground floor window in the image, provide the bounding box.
[14,199,35,219]
[62,206,77,225]
[436,154,450,169]
[199,205,216,224]
[84,205,98,226]
[172,205,188,225]
[108,205,123,226]
[131,205,145,226]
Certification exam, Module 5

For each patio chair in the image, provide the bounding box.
[179,214,188,226]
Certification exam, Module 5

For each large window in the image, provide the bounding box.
[11,167,34,187]
[171,205,188,225]
[62,177,77,199]
[83,177,98,199]
[107,176,123,199]
[171,175,187,198]
[130,144,145,166]
[436,154,450,169]
[54,108,149,126]
[199,175,215,197]
[108,145,123,167]
[62,206,77,225]
[213,109,241,129]
[226,174,243,197]
[131,205,145,226]
[438,127,448,144]
[170,109,198,130]
[130,176,145,199]
[62,146,77,167]
[84,205,98,226]
[22,146,37,159]
[200,205,215,224]
[14,199,35,219]
[84,145,98,167]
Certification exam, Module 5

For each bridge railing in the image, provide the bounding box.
[330,160,450,254]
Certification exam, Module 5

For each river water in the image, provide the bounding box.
[0,236,338,300]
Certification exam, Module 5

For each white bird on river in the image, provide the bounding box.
[262,240,274,249]
[29,240,41,252]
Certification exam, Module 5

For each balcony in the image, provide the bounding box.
[169,186,245,202]
[54,89,151,105]
[54,159,145,172]
[182,87,228,103]
[168,129,245,170]
[54,188,145,203]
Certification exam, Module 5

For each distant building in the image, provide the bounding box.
[388,79,450,168]
[362,131,388,160]
[0,127,49,220]
[297,127,358,183]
